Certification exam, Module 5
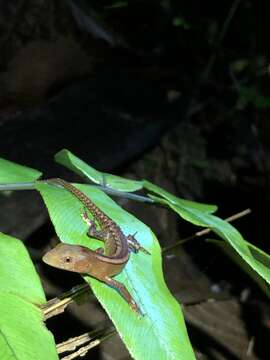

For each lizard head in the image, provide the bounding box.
[43,243,93,273]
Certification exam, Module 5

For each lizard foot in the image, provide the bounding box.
[104,276,143,316]
[127,233,150,255]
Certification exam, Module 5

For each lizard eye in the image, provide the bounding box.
[65,256,72,263]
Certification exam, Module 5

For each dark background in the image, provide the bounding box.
[0,1,270,359]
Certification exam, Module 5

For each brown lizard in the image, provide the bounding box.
[42,178,149,314]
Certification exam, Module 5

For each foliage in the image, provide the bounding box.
[0,233,58,360]
[0,150,269,359]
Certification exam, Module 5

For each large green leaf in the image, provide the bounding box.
[36,181,195,360]
[55,149,142,192]
[0,233,45,304]
[0,158,42,183]
[143,180,270,286]
[0,294,58,360]
[0,233,58,360]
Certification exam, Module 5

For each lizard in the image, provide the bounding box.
[42,178,150,314]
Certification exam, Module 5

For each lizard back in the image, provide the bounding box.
[46,178,129,263]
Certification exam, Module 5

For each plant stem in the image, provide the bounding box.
[0,182,35,190]
[0,181,154,203]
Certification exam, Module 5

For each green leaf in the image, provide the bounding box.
[0,233,46,304]
[143,180,270,287]
[144,180,217,214]
[36,181,195,360]
[0,233,58,360]
[0,158,42,183]
[0,293,58,360]
[209,239,270,298]
[54,149,142,192]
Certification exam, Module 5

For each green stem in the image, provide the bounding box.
[0,181,154,203]
[0,182,35,190]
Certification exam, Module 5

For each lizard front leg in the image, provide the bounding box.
[103,276,141,315]
[127,234,150,255]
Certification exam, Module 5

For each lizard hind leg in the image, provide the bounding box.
[127,233,150,255]
[104,276,142,315]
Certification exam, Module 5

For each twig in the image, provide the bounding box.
[60,329,115,360]
[186,0,243,117]
[42,284,91,320]
[162,208,251,253]
[202,0,243,81]
[57,327,115,354]
[246,336,255,357]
